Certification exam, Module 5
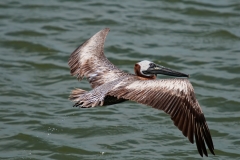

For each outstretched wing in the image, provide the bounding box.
[68,28,129,88]
[108,78,214,157]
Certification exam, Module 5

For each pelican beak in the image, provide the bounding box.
[142,65,189,78]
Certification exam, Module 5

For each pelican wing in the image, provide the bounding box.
[68,28,128,88]
[108,78,214,157]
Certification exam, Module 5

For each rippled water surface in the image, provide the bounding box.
[1,0,240,159]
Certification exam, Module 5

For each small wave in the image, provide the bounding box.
[6,30,46,37]
[0,40,58,53]
[205,29,240,40]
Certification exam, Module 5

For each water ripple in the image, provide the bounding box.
[1,40,58,53]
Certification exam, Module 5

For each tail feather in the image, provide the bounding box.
[69,88,87,102]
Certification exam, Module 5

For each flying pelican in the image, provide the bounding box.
[68,28,215,157]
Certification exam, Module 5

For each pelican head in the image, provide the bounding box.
[135,60,189,78]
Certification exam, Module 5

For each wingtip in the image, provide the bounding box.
[88,28,110,48]
[209,148,215,155]
[104,28,110,31]
[99,28,110,35]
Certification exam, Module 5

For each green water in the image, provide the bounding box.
[0,0,240,159]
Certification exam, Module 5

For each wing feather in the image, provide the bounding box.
[182,108,188,137]
[170,97,181,117]
[68,28,130,88]
[195,119,203,156]
[187,113,194,143]
[108,78,214,156]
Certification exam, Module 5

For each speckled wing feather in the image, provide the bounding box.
[68,28,130,88]
[108,78,215,157]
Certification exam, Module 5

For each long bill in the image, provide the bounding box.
[142,65,189,78]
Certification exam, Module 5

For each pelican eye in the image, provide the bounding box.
[149,63,156,68]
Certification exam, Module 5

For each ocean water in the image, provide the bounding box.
[0,0,240,159]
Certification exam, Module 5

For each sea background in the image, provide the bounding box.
[0,0,240,159]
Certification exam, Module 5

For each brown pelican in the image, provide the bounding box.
[68,28,215,157]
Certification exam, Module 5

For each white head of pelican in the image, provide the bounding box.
[135,60,189,78]
[68,28,214,157]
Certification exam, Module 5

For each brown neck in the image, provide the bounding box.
[134,64,156,80]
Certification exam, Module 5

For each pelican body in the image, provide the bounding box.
[68,28,215,157]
